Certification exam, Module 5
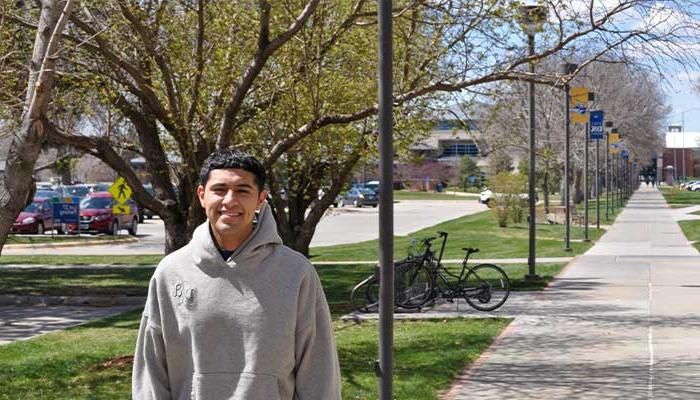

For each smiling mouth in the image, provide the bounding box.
[219,211,243,217]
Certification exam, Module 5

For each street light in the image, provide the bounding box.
[517,1,547,281]
[583,92,595,242]
[561,62,577,252]
[605,121,613,222]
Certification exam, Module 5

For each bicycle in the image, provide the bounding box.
[349,232,448,312]
[350,232,511,312]
[428,246,511,311]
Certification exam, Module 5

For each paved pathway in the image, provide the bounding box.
[441,186,700,399]
[0,305,137,345]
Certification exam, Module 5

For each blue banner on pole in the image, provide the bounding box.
[621,149,629,160]
[53,203,79,224]
[589,110,604,140]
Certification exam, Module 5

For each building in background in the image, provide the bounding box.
[662,124,700,182]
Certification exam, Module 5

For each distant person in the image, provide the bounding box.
[132,148,341,399]
[652,176,657,187]
[645,175,650,187]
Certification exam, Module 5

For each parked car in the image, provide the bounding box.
[338,187,379,207]
[63,184,91,199]
[680,180,697,189]
[66,192,139,235]
[11,197,58,234]
[688,182,700,191]
[35,190,62,202]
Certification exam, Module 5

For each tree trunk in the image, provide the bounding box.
[573,168,583,204]
[542,168,550,214]
[0,0,75,255]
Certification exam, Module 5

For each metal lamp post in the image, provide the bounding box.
[518,2,548,281]
[583,92,595,242]
[604,121,613,222]
[377,1,394,398]
[561,62,578,252]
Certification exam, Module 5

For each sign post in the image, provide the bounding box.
[109,177,133,217]
[589,111,604,230]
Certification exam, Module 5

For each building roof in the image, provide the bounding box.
[666,131,700,149]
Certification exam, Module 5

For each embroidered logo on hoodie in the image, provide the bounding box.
[174,282,196,307]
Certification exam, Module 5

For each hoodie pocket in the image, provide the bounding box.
[191,371,282,400]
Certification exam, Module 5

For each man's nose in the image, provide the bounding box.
[222,190,239,204]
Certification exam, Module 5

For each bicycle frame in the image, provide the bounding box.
[429,248,483,300]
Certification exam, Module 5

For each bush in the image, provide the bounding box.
[508,194,524,223]
[491,198,509,227]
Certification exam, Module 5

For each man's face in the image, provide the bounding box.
[197,168,268,244]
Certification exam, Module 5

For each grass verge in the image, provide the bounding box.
[311,210,603,262]
[679,220,700,251]
[6,235,130,245]
[660,187,700,206]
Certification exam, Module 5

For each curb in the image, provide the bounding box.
[5,236,138,249]
[0,294,146,307]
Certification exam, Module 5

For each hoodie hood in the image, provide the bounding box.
[191,201,283,268]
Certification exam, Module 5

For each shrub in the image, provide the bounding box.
[508,194,524,223]
[491,198,509,227]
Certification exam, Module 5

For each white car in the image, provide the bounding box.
[688,182,700,191]
[479,188,493,204]
[479,188,537,207]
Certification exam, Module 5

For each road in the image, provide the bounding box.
[2,199,487,255]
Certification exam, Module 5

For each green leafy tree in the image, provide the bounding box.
[3,0,698,254]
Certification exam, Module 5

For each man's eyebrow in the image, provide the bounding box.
[209,182,254,189]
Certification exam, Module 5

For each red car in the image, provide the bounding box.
[67,192,139,235]
[11,197,58,234]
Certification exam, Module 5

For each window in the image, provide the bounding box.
[442,142,479,157]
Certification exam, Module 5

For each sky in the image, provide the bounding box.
[666,72,700,133]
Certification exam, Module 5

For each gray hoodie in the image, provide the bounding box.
[132,203,341,399]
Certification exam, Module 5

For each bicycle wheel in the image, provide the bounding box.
[395,263,433,309]
[350,275,379,312]
[464,263,510,311]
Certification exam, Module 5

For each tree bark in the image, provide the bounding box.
[573,168,583,204]
[0,0,75,255]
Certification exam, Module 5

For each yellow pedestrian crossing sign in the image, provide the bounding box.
[112,204,131,215]
[109,177,132,205]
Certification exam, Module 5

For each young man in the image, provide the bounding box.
[132,149,341,399]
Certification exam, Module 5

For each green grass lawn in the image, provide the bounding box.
[0,264,514,399]
[0,262,564,315]
[679,220,700,251]
[0,308,509,400]
[0,254,163,265]
[0,267,154,296]
[660,187,700,206]
[6,234,131,245]
[311,211,603,262]
[393,190,478,201]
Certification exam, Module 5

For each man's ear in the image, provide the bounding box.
[196,185,206,207]
[257,190,269,209]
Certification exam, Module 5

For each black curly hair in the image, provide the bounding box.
[199,148,266,191]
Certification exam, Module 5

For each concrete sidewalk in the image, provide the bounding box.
[442,186,700,399]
